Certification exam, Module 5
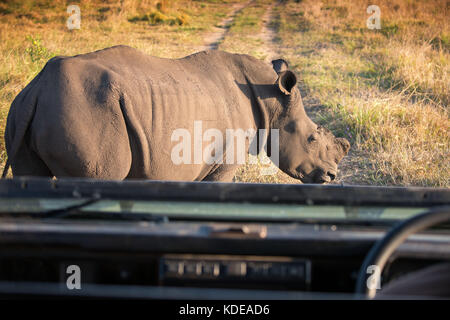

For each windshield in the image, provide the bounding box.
[0,197,429,223]
[0,178,448,224]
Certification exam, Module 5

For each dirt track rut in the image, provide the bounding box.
[199,1,253,51]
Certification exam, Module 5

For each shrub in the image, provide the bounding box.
[25,35,52,63]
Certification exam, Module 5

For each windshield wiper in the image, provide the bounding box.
[42,197,101,218]
[49,209,170,222]
[0,197,169,223]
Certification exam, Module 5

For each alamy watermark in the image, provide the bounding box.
[366,264,381,290]
[67,5,81,30]
[171,121,279,176]
[366,5,381,30]
[66,264,81,290]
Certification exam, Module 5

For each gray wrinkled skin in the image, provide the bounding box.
[4,46,350,183]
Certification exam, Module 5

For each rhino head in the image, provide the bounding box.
[267,59,350,184]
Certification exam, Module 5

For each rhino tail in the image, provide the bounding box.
[1,158,10,178]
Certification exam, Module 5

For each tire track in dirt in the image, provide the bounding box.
[199,1,254,51]
[259,3,278,63]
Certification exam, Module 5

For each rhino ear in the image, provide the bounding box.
[276,70,297,95]
[272,59,289,73]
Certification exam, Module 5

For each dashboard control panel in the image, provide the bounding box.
[159,255,311,289]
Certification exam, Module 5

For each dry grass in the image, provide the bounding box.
[269,0,449,187]
[0,0,448,187]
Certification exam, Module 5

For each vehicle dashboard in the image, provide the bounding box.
[0,178,448,299]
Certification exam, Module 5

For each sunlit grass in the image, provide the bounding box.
[271,0,449,187]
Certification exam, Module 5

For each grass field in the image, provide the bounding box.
[0,0,448,187]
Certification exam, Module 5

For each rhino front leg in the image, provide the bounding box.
[202,165,238,182]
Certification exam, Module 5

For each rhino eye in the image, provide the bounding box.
[308,134,318,143]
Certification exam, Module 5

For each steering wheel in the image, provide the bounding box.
[355,206,450,299]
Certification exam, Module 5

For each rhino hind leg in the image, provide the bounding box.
[11,142,53,177]
[41,143,132,180]
[37,132,132,180]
